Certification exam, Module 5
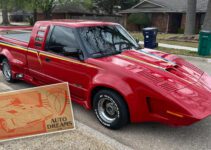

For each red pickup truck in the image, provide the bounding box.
[0,20,211,129]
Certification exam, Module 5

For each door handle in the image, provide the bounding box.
[45,57,51,62]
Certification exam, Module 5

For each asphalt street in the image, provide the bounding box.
[0,56,211,150]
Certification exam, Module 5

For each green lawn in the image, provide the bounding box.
[131,32,199,48]
[130,32,211,57]
[156,47,198,56]
[152,47,211,58]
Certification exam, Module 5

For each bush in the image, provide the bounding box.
[128,13,151,27]
[177,28,184,34]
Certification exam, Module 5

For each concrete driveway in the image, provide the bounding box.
[0,56,210,150]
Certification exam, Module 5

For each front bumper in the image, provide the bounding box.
[163,73,211,126]
[160,110,210,126]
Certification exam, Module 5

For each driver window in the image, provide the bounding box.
[46,26,80,59]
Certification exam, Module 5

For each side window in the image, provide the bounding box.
[46,26,80,59]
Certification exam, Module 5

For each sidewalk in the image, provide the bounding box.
[139,41,198,52]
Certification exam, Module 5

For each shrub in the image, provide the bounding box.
[177,28,184,34]
[128,13,151,28]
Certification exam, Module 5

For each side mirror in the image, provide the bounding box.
[63,47,84,60]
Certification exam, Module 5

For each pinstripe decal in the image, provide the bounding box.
[0,40,28,52]
[132,49,176,66]
[0,41,101,70]
[120,55,193,84]
[120,55,166,70]
[39,52,101,69]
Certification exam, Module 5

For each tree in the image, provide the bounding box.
[22,0,39,24]
[1,0,10,25]
[25,0,70,21]
[83,0,93,10]
[128,13,150,29]
[94,0,120,15]
[120,0,139,10]
[37,0,73,20]
[37,0,56,20]
[203,0,211,30]
[0,0,35,25]
[185,0,197,35]
[71,0,93,10]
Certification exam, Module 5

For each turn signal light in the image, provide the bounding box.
[166,110,184,118]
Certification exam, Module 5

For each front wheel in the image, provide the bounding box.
[1,119,15,133]
[93,89,129,130]
[2,59,15,82]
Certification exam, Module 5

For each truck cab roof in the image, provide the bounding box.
[36,19,119,28]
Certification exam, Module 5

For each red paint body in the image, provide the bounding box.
[0,20,211,126]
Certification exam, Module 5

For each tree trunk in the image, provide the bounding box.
[1,0,10,25]
[203,0,211,30]
[33,8,37,23]
[107,4,114,15]
[185,0,197,35]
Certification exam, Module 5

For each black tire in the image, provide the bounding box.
[93,89,129,130]
[2,59,15,82]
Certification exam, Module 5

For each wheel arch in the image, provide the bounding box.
[0,55,8,69]
[90,86,131,122]
[0,55,7,62]
[0,48,14,67]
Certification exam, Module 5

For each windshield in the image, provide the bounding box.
[77,25,140,58]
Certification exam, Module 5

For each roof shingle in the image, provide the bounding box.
[120,0,208,13]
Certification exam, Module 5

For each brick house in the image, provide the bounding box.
[37,3,93,20]
[120,0,208,33]
[37,3,123,24]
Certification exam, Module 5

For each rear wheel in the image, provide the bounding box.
[93,89,129,130]
[2,59,15,82]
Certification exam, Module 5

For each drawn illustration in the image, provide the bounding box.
[0,83,74,141]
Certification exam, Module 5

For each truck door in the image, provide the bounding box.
[38,25,93,101]
[27,24,50,84]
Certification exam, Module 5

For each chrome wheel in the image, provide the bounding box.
[2,61,12,80]
[94,90,129,129]
[98,96,119,124]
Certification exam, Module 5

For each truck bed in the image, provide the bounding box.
[2,32,31,43]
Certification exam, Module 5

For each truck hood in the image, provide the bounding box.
[170,72,211,119]
[90,49,204,92]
